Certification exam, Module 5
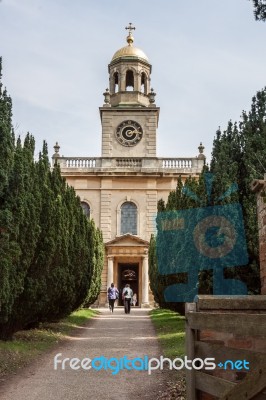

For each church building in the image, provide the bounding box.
[53,24,205,307]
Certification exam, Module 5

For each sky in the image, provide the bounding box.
[0,0,265,163]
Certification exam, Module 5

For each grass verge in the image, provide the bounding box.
[150,308,185,359]
[0,308,98,378]
[150,308,186,399]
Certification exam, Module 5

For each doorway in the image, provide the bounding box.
[118,263,139,306]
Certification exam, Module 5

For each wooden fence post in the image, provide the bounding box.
[186,302,197,400]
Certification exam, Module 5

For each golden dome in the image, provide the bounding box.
[111,46,149,62]
[111,32,149,62]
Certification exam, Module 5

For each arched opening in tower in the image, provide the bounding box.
[114,72,119,93]
[126,70,134,91]
[141,72,147,94]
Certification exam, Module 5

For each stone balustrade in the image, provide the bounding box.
[161,158,192,168]
[116,158,142,167]
[65,158,96,168]
[53,156,204,173]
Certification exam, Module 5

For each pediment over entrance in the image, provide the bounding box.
[105,234,149,248]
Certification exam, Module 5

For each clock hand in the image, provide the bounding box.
[124,128,139,136]
[129,128,141,135]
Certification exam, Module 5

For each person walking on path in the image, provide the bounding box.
[122,283,133,314]
[107,283,119,313]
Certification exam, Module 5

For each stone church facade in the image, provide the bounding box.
[53,25,205,306]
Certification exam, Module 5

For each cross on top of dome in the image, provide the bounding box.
[125,22,135,46]
[125,22,135,34]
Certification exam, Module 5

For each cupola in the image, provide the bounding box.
[106,23,154,108]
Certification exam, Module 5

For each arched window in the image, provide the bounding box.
[141,72,147,94]
[121,202,137,235]
[114,72,119,93]
[126,70,134,91]
[81,202,90,218]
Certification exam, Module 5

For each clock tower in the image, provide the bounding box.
[100,24,159,158]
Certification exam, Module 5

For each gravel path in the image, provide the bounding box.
[0,308,175,400]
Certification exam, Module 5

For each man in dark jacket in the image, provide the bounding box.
[122,284,133,314]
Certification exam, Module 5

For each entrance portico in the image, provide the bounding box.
[105,234,150,307]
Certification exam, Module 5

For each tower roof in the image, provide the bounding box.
[111,23,149,63]
[111,46,149,62]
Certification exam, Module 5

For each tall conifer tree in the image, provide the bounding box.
[0,62,104,339]
[0,59,21,333]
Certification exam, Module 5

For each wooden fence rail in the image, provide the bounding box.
[185,296,266,400]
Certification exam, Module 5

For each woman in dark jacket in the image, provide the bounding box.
[107,283,119,313]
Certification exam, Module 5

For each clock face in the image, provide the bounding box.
[116,120,143,147]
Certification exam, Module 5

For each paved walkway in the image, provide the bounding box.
[0,308,172,400]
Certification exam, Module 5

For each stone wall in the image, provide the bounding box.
[257,182,266,295]
[251,174,266,295]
